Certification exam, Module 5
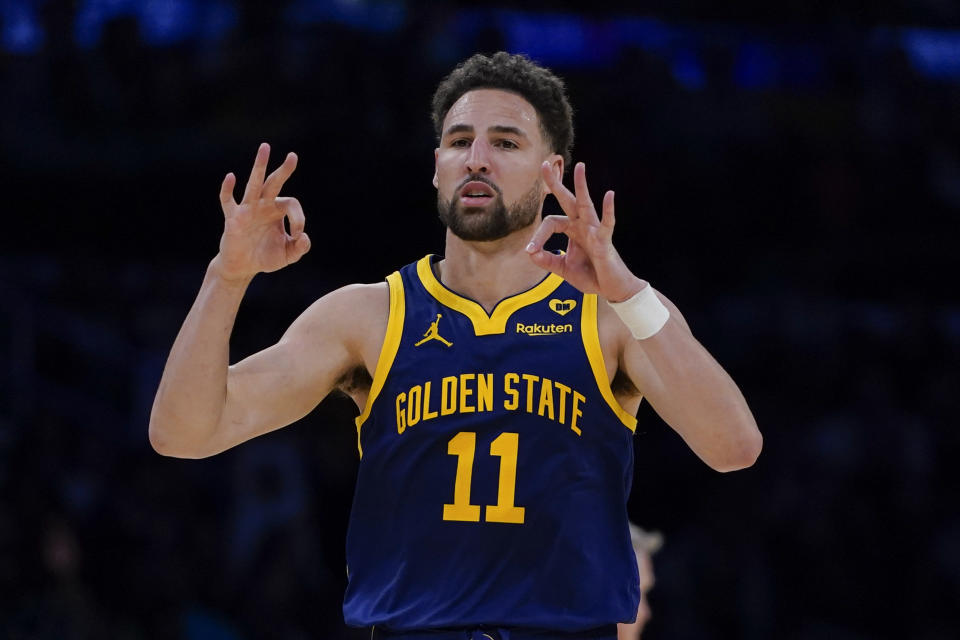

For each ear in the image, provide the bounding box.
[433,148,439,189]
[542,154,564,194]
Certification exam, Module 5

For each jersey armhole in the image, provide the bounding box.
[354,271,405,457]
[581,293,639,433]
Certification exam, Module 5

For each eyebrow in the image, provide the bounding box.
[443,124,529,139]
[489,125,528,138]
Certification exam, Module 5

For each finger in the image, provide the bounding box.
[276,197,305,236]
[541,161,578,218]
[527,245,566,274]
[286,232,311,263]
[242,142,270,204]
[525,215,571,254]
[601,190,615,229]
[573,162,599,223]
[262,152,298,200]
[220,172,237,212]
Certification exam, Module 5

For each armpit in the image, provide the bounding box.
[612,367,640,398]
[337,365,372,395]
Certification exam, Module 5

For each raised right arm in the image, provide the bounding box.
[149,273,383,458]
[149,143,380,458]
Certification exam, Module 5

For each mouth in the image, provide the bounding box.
[459,180,497,207]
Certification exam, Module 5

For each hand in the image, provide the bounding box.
[526,161,644,302]
[212,143,311,283]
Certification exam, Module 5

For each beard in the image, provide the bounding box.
[437,179,543,242]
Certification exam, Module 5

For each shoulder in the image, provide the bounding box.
[287,281,390,348]
[277,281,391,398]
[313,281,390,317]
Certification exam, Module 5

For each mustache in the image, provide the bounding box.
[457,174,502,195]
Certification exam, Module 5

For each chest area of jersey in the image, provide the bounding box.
[388,291,591,438]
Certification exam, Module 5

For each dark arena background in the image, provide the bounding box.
[2,1,959,638]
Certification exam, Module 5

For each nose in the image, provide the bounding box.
[465,138,490,174]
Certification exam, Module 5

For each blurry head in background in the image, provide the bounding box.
[619,524,664,640]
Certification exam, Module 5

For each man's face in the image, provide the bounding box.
[434,89,562,242]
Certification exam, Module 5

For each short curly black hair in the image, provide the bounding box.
[431,52,574,168]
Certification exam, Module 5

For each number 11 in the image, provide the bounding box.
[443,431,525,524]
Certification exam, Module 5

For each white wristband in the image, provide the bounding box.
[608,285,670,340]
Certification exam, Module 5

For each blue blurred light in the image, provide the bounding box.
[615,16,673,54]
[137,0,197,46]
[902,29,960,82]
[500,11,612,68]
[72,0,235,49]
[671,47,705,90]
[285,0,406,34]
[198,0,238,42]
[74,0,138,49]
[4,1,958,97]
[734,41,778,89]
[1,0,44,54]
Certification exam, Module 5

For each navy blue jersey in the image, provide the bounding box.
[343,255,641,631]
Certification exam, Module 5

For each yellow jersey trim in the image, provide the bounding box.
[354,271,406,457]
[416,255,564,336]
[581,294,638,433]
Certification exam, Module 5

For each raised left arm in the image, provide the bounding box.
[527,161,761,472]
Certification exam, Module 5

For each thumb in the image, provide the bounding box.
[287,232,311,263]
[528,246,565,274]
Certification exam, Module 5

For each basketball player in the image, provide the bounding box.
[150,52,761,639]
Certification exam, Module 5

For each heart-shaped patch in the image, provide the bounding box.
[549,299,577,316]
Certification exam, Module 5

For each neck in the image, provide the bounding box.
[437,222,550,313]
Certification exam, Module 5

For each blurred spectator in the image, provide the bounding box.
[618,524,663,640]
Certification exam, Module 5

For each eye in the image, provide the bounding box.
[496,139,519,149]
[451,138,471,148]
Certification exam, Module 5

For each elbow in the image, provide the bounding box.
[148,417,179,457]
[148,412,214,459]
[148,396,180,457]
[711,427,763,473]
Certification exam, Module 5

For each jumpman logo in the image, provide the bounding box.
[414,313,453,347]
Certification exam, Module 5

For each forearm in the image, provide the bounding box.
[636,318,760,471]
[149,258,252,457]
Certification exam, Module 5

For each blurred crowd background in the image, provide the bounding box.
[1,1,959,638]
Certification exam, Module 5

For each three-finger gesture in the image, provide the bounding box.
[526,162,643,302]
[213,143,311,283]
